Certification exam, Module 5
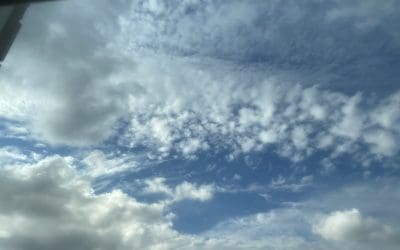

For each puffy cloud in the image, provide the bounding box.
[363,129,397,157]
[174,181,214,202]
[0,156,196,250]
[371,92,400,131]
[0,146,28,165]
[0,146,43,167]
[1,154,400,250]
[0,1,399,249]
[0,0,399,169]
[314,209,400,249]
[0,156,319,250]
[331,93,364,140]
[0,0,132,146]
[143,177,215,202]
[0,154,320,250]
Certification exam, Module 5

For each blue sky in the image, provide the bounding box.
[0,0,399,249]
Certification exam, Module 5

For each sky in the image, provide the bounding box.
[0,0,399,249]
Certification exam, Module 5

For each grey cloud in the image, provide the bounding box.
[0,230,119,250]
[1,0,134,146]
[0,155,315,250]
[0,156,190,250]
[1,155,400,250]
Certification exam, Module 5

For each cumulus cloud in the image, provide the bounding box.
[0,154,322,250]
[1,154,400,250]
[0,0,133,146]
[314,209,400,249]
[0,155,324,250]
[0,156,199,250]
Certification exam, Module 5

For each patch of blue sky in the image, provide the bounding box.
[168,192,273,234]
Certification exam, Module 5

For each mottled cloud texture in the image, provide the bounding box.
[0,0,399,249]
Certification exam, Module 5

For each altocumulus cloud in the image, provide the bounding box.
[0,0,399,169]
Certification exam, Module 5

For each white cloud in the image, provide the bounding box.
[331,93,364,140]
[201,205,338,250]
[0,0,398,168]
[123,61,400,163]
[269,175,313,192]
[81,150,136,178]
[179,138,208,158]
[363,129,397,157]
[143,177,172,195]
[258,130,278,144]
[371,92,400,131]
[291,127,309,150]
[0,146,28,166]
[143,177,215,202]
[314,209,400,249]
[1,153,400,250]
[0,1,399,249]
[174,181,214,202]
[0,154,320,250]
[0,156,200,250]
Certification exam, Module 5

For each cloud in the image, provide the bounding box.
[81,150,136,178]
[0,154,319,250]
[0,155,319,250]
[0,156,195,250]
[143,177,215,202]
[1,153,400,250]
[124,67,400,165]
[331,93,364,140]
[0,0,133,146]
[326,0,398,29]
[174,181,214,202]
[0,0,398,170]
[0,1,399,249]
[269,175,314,192]
[314,209,400,249]
[201,209,318,250]
[0,146,28,165]
[207,179,400,250]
